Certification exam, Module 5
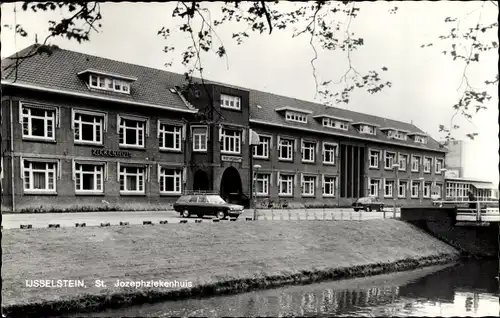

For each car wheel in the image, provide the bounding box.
[376,206,381,212]
[365,206,372,212]
[216,210,226,220]
[353,208,360,212]
[182,210,191,218]
[196,213,204,218]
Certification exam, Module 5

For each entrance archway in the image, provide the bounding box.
[220,167,243,204]
[193,169,210,191]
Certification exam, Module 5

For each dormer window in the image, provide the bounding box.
[220,94,241,110]
[414,135,427,144]
[285,111,307,123]
[381,127,409,141]
[395,131,407,141]
[276,107,312,124]
[79,69,137,95]
[314,114,351,131]
[352,122,377,135]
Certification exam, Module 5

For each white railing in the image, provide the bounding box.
[433,200,500,222]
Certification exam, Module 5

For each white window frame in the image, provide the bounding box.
[323,118,349,130]
[384,151,396,170]
[221,128,242,154]
[398,180,407,198]
[414,135,427,144]
[369,178,380,197]
[411,181,420,198]
[435,158,444,174]
[159,122,182,152]
[278,137,294,161]
[285,111,307,123]
[384,179,395,198]
[159,167,182,195]
[278,173,294,197]
[369,149,380,169]
[118,115,148,149]
[301,140,316,163]
[359,125,375,135]
[74,163,104,194]
[301,174,316,197]
[21,104,57,141]
[411,155,421,172]
[322,175,336,197]
[89,74,130,94]
[322,142,337,165]
[119,165,146,195]
[423,157,432,173]
[423,182,431,198]
[22,160,58,193]
[220,94,241,110]
[253,135,271,159]
[254,173,270,196]
[395,131,407,141]
[72,109,106,145]
[192,126,208,152]
[398,153,408,171]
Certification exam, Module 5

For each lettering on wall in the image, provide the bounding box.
[221,155,242,163]
[91,149,132,158]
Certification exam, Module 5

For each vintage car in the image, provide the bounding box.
[352,196,384,212]
[173,193,244,219]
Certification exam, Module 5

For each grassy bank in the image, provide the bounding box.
[2,220,459,317]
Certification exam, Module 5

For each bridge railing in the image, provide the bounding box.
[432,200,499,222]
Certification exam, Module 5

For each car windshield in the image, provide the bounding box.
[206,195,226,204]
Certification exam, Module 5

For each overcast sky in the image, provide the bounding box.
[1,1,498,184]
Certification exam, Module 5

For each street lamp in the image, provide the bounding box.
[392,163,400,218]
[418,177,425,204]
[253,164,261,221]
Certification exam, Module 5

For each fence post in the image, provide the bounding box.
[305,209,309,221]
[341,209,344,220]
[350,210,352,220]
[323,207,326,221]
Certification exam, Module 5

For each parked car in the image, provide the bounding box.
[352,196,384,212]
[173,194,244,219]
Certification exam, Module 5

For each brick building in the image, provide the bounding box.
[1,44,447,212]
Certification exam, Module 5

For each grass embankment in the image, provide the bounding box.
[2,220,459,317]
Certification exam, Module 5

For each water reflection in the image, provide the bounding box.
[70,260,499,317]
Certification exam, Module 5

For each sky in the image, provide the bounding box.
[1,1,498,184]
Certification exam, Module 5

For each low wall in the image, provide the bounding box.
[2,220,458,317]
[401,206,499,258]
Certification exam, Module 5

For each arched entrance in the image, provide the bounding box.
[193,169,210,191]
[220,167,243,204]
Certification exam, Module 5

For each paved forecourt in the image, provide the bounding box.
[1,208,401,229]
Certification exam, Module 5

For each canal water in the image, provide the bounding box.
[72,260,499,317]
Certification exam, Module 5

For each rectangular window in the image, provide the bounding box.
[119,117,145,148]
[411,181,420,198]
[398,180,407,198]
[414,136,427,144]
[254,173,270,196]
[23,160,57,192]
[159,123,182,151]
[384,151,396,169]
[369,150,380,168]
[423,157,432,173]
[369,179,380,197]
[323,118,349,130]
[394,131,407,140]
[221,128,241,154]
[435,158,444,174]
[423,182,431,198]
[432,183,442,198]
[322,175,336,197]
[301,141,316,163]
[159,168,182,194]
[253,136,271,159]
[285,111,307,123]
[192,126,208,152]
[278,174,294,196]
[301,175,316,196]
[73,111,104,144]
[398,154,408,171]
[220,94,241,110]
[384,179,395,198]
[75,163,103,193]
[323,143,337,165]
[411,155,421,172]
[279,138,294,161]
[360,125,375,135]
[119,166,145,194]
[21,105,56,140]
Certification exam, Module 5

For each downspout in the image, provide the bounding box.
[10,99,15,212]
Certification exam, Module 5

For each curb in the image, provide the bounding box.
[1,253,459,318]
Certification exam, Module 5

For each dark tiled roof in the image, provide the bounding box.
[1,44,445,152]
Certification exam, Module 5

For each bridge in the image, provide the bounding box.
[432,200,499,224]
